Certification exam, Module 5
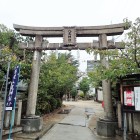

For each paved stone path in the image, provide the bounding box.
[40,100,124,140]
[41,107,96,140]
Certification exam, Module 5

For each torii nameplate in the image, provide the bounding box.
[63,27,76,46]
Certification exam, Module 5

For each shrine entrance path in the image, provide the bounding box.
[41,100,122,140]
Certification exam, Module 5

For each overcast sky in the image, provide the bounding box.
[0,0,140,71]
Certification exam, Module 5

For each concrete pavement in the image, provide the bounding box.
[40,100,124,140]
[41,107,96,140]
[41,124,94,140]
[13,100,124,140]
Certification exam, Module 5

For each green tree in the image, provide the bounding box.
[0,24,32,97]
[0,24,14,48]
[70,86,78,101]
[37,52,78,114]
[79,77,90,98]
[88,18,140,87]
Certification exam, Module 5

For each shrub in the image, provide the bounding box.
[36,101,51,115]
[47,96,57,111]
[79,92,84,98]
[56,98,62,108]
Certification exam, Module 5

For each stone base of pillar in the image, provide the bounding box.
[96,118,118,137]
[21,116,43,133]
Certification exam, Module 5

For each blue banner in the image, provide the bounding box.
[5,65,20,111]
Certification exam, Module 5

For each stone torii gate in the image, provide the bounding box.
[13,23,128,135]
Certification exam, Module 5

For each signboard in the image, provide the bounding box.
[5,66,20,111]
[63,27,76,46]
[124,90,134,106]
[134,87,140,111]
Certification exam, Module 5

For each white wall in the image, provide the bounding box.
[97,89,103,101]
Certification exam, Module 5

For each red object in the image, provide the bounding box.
[124,90,134,106]
[102,101,104,108]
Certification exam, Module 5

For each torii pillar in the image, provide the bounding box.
[26,35,42,116]
[96,33,118,137]
[99,34,113,119]
[22,35,43,133]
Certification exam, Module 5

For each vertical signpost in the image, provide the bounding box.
[6,66,20,111]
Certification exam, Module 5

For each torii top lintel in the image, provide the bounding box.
[13,23,128,37]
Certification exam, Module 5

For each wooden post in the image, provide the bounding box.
[15,100,22,126]
[131,113,134,133]
[117,101,122,129]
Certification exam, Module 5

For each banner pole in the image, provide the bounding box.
[0,61,11,140]
[8,65,20,140]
